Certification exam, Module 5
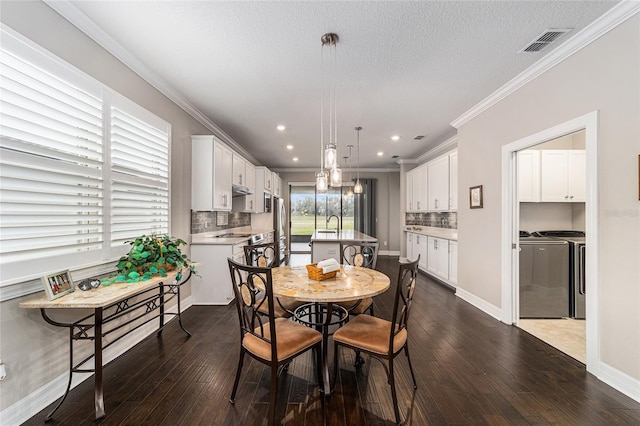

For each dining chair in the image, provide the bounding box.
[337,241,380,315]
[332,256,420,425]
[227,258,323,426]
[244,242,303,318]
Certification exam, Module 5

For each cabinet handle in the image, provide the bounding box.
[250,200,253,210]
[565,195,569,199]
[410,202,412,210]
[417,201,420,210]
[570,195,574,199]
[239,174,242,185]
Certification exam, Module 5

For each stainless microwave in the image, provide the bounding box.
[263,192,272,213]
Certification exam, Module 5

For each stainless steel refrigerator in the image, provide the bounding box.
[273,196,287,265]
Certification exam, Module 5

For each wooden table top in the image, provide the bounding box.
[270,265,390,303]
[19,268,188,309]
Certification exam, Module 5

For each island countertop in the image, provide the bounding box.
[310,229,377,242]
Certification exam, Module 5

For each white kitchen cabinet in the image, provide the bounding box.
[412,233,428,271]
[191,241,247,304]
[191,135,232,211]
[406,165,427,212]
[232,153,246,187]
[448,241,457,285]
[272,172,282,197]
[518,150,541,202]
[427,155,450,211]
[311,242,340,263]
[427,236,449,281]
[405,172,413,212]
[232,162,256,213]
[449,151,458,210]
[540,150,585,202]
[406,232,413,261]
[256,166,272,193]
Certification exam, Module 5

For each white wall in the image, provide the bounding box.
[0,1,209,416]
[457,15,639,384]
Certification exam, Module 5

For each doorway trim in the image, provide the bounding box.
[500,111,599,373]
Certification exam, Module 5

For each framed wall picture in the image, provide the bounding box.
[469,185,483,209]
[42,270,75,300]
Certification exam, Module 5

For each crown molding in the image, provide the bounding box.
[272,167,400,173]
[43,0,258,164]
[416,135,457,163]
[451,1,640,129]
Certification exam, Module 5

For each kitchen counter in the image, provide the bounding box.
[310,229,377,242]
[404,226,457,241]
[190,227,274,245]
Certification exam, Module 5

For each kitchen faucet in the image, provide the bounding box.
[326,215,340,230]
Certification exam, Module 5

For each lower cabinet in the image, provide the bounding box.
[427,236,449,281]
[311,242,340,263]
[406,231,457,287]
[448,241,458,285]
[191,242,246,304]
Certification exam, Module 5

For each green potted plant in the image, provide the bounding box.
[103,234,195,285]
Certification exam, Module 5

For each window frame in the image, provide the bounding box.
[0,25,172,299]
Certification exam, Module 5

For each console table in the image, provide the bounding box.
[19,268,194,421]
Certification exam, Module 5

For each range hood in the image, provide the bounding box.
[232,184,253,196]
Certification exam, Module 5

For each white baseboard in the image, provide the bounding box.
[595,361,640,403]
[455,287,502,321]
[379,250,400,256]
[0,296,193,426]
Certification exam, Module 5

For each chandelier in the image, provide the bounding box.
[316,33,342,192]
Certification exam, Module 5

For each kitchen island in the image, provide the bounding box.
[310,229,377,263]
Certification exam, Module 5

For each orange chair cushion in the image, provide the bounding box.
[333,314,407,356]
[256,297,305,318]
[243,318,322,362]
[336,297,373,315]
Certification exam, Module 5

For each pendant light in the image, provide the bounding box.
[319,33,342,188]
[344,150,354,198]
[353,126,363,194]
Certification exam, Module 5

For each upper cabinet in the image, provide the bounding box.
[406,150,458,213]
[272,172,282,197]
[518,149,585,203]
[406,165,427,212]
[232,153,246,187]
[518,150,541,202]
[256,166,272,194]
[427,155,449,211]
[192,136,232,211]
[449,151,458,211]
[233,161,257,213]
[540,150,585,202]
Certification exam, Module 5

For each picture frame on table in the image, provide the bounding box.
[469,185,483,209]
[41,270,75,300]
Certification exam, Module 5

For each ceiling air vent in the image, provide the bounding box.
[413,135,425,140]
[519,28,572,53]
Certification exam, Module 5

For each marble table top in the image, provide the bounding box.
[270,265,390,303]
[19,268,188,309]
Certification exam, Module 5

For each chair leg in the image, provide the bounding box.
[229,349,245,403]
[354,350,365,367]
[332,341,339,389]
[269,364,278,426]
[404,344,418,389]
[388,358,401,425]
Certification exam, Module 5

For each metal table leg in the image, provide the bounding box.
[94,307,105,420]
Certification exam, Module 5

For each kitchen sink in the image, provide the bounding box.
[316,230,338,234]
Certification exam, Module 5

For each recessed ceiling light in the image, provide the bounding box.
[377,151,384,156]
[286,145,294,150]
[277,125,286,131]
[293,157,299,162]
[391,135,400,141]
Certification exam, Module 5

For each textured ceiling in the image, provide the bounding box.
[63,1,617,170]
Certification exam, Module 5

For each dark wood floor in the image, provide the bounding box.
[24,257,640,425]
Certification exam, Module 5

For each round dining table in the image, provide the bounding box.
[271,264,391,394]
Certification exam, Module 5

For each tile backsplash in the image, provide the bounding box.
[405,211,457,229]
[191,211,251,234]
